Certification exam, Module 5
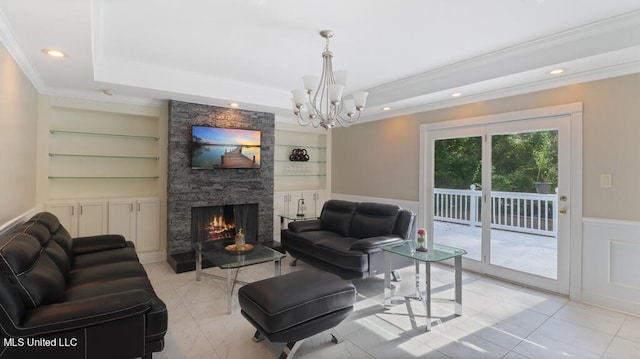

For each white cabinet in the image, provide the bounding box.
[108,197,160,252]
[45,200,107,237]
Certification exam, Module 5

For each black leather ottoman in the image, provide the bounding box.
[238,269,357,359]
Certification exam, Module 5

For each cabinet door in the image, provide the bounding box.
[78,201,108,236]
[45,202,78,237]
[135,198,160,252]
[108,200,136,241]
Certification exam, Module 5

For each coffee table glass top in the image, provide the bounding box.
[193,241,285,269]
[382,241,467,262]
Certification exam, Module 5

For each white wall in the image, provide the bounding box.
[0,40,38,225]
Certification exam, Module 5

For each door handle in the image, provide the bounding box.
[559,209,567,214]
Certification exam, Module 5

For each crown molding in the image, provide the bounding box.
[365,10,640,108]
[0,5,46,92]
[361,59,640,124]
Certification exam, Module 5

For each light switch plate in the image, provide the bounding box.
[600,174,612,188]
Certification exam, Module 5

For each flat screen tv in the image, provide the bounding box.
[191,126,261,169]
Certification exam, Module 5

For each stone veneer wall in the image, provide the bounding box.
[167,100,274,256]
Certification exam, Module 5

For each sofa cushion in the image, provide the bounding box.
[0,233,65,308]
[283,230,343,250]
[314,237,369,272]
[19,222,72,275]
[349,202,400,239]
[66,261,149,289]
[71,244,139,271]
[320,200,358,236]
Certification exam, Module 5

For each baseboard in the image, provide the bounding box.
[138,250,166,264]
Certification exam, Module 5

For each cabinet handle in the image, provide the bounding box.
[130,203,134,212]
[71,207,74,216]
[80,206,83,215]
[137,203,141,212]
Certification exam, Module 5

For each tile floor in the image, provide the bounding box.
[145,257,640,359]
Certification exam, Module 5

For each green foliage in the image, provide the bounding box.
[434,131,558,193]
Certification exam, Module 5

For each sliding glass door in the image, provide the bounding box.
[425,115,571,293]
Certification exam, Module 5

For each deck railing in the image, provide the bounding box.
[434,187,557,237]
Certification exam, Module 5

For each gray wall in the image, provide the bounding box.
[167,100,274,254]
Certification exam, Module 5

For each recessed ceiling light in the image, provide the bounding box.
[451,92,462,97]
[382,107,391,111]
[548,68,566,75]
[41,49,66,58]
[229,102,240,108]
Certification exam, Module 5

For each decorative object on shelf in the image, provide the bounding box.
[291,30,368,129]
[289,148,310,161]
[296,197,306,217]
[416,228,427,252]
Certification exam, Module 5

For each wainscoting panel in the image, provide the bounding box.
[582,217,640,315]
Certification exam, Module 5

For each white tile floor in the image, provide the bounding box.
[145,257,640,359]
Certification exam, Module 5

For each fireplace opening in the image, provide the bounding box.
[191,204,258,244]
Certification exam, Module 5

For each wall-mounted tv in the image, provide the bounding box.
[191,126,261,169]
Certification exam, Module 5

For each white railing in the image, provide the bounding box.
[434,187,557,237]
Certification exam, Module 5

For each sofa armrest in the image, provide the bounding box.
[288,219,323,233]
[350,235,404,253]
[72,234,128,255]
[16,289,152,337]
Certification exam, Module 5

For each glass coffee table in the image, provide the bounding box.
[382,241,467,331]
[193,241,286,314]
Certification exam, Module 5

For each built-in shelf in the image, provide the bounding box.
[48,176,160,179]
[49,153,159,160]
[274,160,326,163]
[275,144,326,150]
[274,127,328,192]
[50,129,159,140]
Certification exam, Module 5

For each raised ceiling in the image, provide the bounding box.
[1,0,639,123]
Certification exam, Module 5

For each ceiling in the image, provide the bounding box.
[1,0,640,124]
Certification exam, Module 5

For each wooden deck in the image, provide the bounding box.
[218,146,259,168]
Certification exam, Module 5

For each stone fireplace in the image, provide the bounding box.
[167,100,274,273]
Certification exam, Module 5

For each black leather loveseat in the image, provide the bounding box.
[281,200,416,280]
[0,212,167,359]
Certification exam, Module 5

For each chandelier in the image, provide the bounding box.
[291,30,368,129]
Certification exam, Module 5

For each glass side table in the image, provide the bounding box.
[193,241,286,314]
[382,241,467,331]
[278,213,319,230]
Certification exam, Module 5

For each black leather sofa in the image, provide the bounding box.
[0,212,167,359]
[281,200,416,280]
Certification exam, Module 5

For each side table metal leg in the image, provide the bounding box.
[195,248,202,281]
[275,258,282,276]
[414,260,423,301]
[455,255,462,316]
[227,268,240,314]
[384,252,392,309]
[425,262,432,331]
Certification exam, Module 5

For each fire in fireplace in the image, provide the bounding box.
[191,204,258,244]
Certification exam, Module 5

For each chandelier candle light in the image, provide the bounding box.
[291,30,368,129]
